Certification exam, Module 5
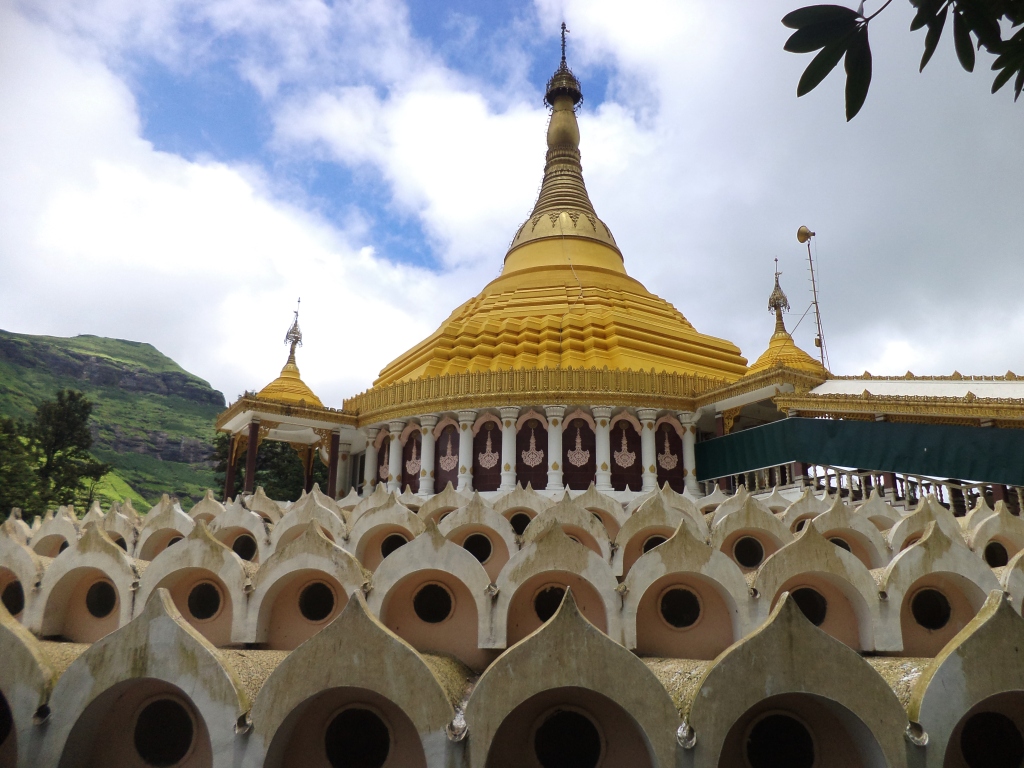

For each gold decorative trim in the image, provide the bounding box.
[216,396,357,431]
[693,367,827,409]
[775,391,1024,426]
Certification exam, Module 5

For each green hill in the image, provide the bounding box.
[0,329,225,510]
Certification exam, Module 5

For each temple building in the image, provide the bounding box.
[2,32,1024,768]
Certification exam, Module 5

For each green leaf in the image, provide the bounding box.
[783,5,860,29]
[845,28,872,120]
[798,39,850,96]
[785,17,859,52]
[953,10,976,71]
[992,64,1015,93]
[920,6,948,71]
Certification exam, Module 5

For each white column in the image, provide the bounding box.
[419,415,437,496]
[677,411,700,495]
[387,420,404,492]
[362,427,379,496]
[592,406,612,491]
[638,408,659,492]
[499,407,519,490]
[337,443,351,497]
[545,405,566,490]
[457,410,476,492]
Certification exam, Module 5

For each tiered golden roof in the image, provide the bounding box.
[256,311,324,408]
[374,50,748,387]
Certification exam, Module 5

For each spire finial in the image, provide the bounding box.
[768,261,790,334]
[284,299,303,364]
[561,22,568,64]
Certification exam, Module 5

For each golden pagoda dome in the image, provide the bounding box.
[373,36,747,387]
[746,267,828,377]
[256,308,324,408]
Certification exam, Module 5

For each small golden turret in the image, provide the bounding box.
[746,263,828,377]
[256,303,324,407]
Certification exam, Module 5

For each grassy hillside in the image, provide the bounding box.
[0,329,225,510]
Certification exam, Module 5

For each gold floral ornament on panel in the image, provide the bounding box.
[478,426,500,470]
[438,435,458,472]
[567,427,590,468]
[405,441,421,477]
[613,427,635,468]
[522,426,545,468]
[657,430,678,471]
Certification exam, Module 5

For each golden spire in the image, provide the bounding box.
[284,298,302,367]
[745,264,828,378]
[256,300,324,408]
[768,258,791,335]
[505,24,619,259]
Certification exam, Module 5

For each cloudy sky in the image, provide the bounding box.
[1,0,1021,407]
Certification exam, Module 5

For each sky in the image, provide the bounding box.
[1,0,1021,407]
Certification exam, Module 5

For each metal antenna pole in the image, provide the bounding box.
[797,226,830,369]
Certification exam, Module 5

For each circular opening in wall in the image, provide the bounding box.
[794,519,808,532]
[231,534,258,561]
[2,581,25,616]
[660,587,701,628]
[734,536,765,569]
[791,587,828,626]
[746,712,815,768]
[960,711,1024,768]
[85,580,117,619]
[111,535,127,551]
[167,537,182,548]
[534,709,602,768]
[58,541,69,554]
[0,693,12,748]
[911,588,951,630]
[643,535,667,553]
[187,582,222,621]
[591,513,603,526]
[829,537,851,552]
[463,533,493,563]
[299,581,336,622]
[413,583,453,623]
[534,585,566,623]
[510,513,532,535]
[984,541,1010,568]
[901,535,921,551]
[134,698,194,767]
[380,533,408,560]
[325,707,390,768]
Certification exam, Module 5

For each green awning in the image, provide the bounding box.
[695,417,1024,486]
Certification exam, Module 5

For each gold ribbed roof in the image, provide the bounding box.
[373,48,748,387]
[256,311,325,408]
[746,273,828,377]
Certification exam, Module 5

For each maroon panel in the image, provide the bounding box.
[401,431,422,494]
[610,421,642,492]
[516,419,548,490]
[473,421,502,492]
[376,434,391,488]
[655,423,686,493]
[562,419,597,491]
[434,424,461,492]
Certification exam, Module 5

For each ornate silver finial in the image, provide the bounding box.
[768,260,790,334]
[284,299,302,362]
[561,22,568,63]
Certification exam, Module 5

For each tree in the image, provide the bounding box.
[214,433,329,502]
[0,417,39,521]
[30,389,110,511]
[782,1,1024,119]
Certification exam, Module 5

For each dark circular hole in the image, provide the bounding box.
[325,707,390,768]
[534,709,601,768]
[299,581,335,622]
[791,587,828,626]
[167,537,182,548]
[231,534,258,561]
[85,581,116,619]
[984,541,1010,568]
[413,583,452,623]
[111,535,127,551]
[0,693,12,748]
[643,535,667,553]
[911,588,951,630]
[533,586,566,622]
[187,582,221,621]
[2,581,25,616]
[961,711,1024,768]
[58,541,69,553]
[380,533,408,559]
[462,533,493,563]
[134,698,194,767]
[794,519,808,532]
[829,537,851,552]
[660,588,701,628]
[734,536,765,568]
[746,713,815,768]
[510,513,532,535]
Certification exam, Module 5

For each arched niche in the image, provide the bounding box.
[634,573,736,660]
[0,690,15,768]
[58,678,212,768]
[516,418,548,491]
[485,687,654,768]
[609,420,641,492]
[261,568,348,651]
[145,567,235,647]
[473,420,502,492]
[562,419,597,491]
[40,566,124,643]
[900,572,988,657]
[375,433,391,487]
[505,571,607,646]
[433,424,461,491]
[942,691,1024,768]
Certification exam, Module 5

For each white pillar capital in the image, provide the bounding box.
[419,414,439,430]
[499,407,519,490]
[592,405,612,491]
[457,410,476,491]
